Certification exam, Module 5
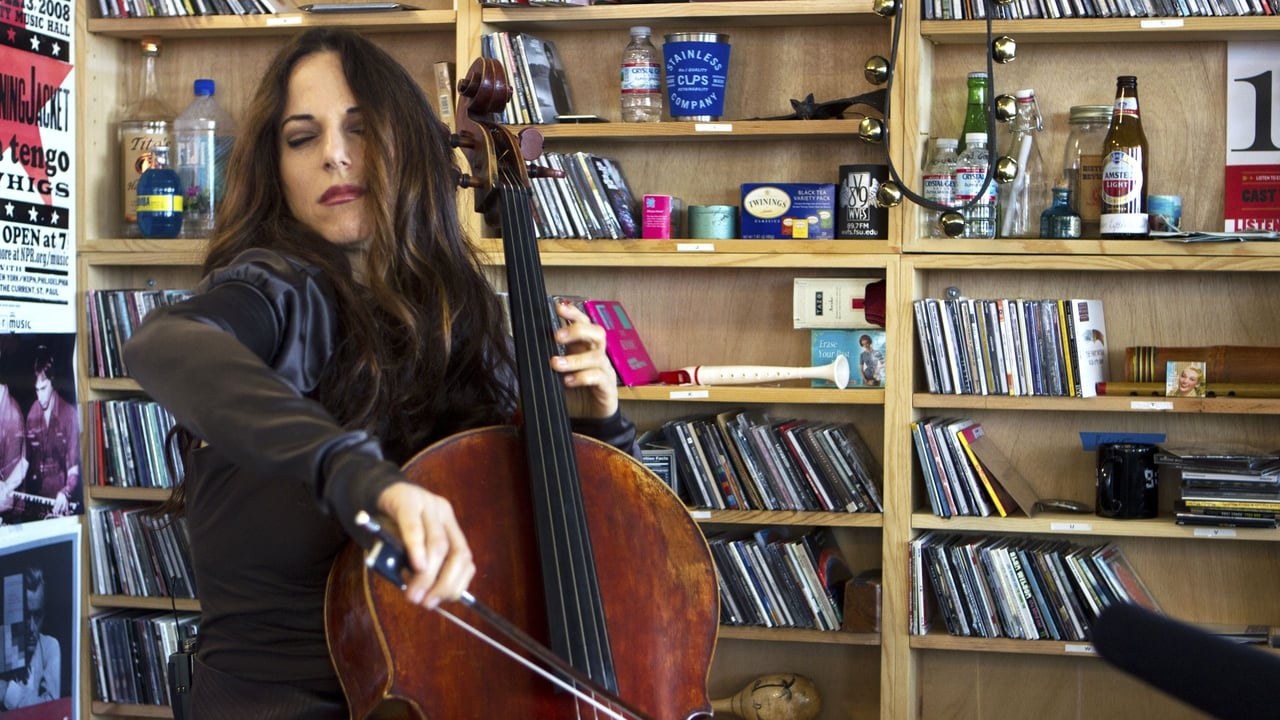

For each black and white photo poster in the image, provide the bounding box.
[0,516,78,719]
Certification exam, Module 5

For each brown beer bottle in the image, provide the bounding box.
[1099,75,1149,238]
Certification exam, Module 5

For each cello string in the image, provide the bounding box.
[434,604,630,720]
[499,169,616,688]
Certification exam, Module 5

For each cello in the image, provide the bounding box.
[325,58,719,719]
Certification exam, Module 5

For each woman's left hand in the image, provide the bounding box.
[550,300,619,419]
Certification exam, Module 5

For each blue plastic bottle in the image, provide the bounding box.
[136,145,184,238]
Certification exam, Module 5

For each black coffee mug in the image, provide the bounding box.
[1096,442,1159,519]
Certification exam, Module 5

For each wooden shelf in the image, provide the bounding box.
[720,624,881,645]
[90,594,200,612]
[910,630,1102,655]
[694,509,883,528]
[911,511,1280,542]
[91,702,173,718]
[475,238,897,266]
[527,118,869,142]
[483,0,881,30]
[88,486,175,502]
[86,8,455,37]
[921,16,1280,43]
[912,392,1280,415]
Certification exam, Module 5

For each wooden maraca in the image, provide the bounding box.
[711,673,822,720]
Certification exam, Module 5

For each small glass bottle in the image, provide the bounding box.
[1040,184,1082,239]
[118,36,176,237]
[998,88,1048,238]
[1062,104,1111,238]
[953,132,997,238]
[620,27,662,123]
[922,138,960,238]
[136,146,184,239]
[957,72,989,153]
[1100,75,1150,239]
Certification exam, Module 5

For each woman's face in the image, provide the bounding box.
[1177,366,1200,392]
[279,51,371,247]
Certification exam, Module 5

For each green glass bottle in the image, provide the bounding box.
[957,71,989,153]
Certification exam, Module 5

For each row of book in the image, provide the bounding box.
[923,0,1274,20]
[93,0,278,19]
[911,417,1038,519]
[655,410,884,513]
[913,297,1108,398]
[710,527,847,631]
[90,609,199,707]
[86,288,193,379]
[910,532,1162,640]
[87,399,185,490]
[89,503,197,599]
[480,31,577,126]
[1158,445,1280,529]
[527,151,641,240]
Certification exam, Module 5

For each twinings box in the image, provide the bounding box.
[739,183,836,239]
[642,194,684,239]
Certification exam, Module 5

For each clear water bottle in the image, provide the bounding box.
[136,146,184,239]
[174,79,237,238]
[953,132,996,238]
[921,137,959,237]
[620,26,662,123]
[998,88,1048,238]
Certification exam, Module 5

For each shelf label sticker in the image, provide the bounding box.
[1050,522,1093,532]
[1064,643,1096,655]
[694,123,733,133]
[1193,527,1238,538]
[675,243,716,252]
[1129,400,1174,410]
[669,390,710,399]
[1140,18,1184,27]
[690,510,712,519]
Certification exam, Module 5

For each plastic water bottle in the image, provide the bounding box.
[921,137,959,237]
[136,146,184,239]
[620,27,662,123]
[174,79,237,238]
[953,132,996,238]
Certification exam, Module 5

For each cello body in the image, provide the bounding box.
[325,426,719,720]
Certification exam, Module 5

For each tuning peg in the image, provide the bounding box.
[517,127,545,162]
[451,133,476,151]
[527,164,564,180]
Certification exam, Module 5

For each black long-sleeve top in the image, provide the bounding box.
[122,248,640,694]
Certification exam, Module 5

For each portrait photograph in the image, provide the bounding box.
[1166,360,1207,398]
[0,334,80,527]
[0,516,80,719]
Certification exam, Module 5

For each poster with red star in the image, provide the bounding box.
[0,0,75,334]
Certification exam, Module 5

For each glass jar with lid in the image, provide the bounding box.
[1062,104,1111,238]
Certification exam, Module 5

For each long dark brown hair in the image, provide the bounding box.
[162,27,516,513]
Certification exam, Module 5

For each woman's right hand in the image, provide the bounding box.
[375,482,475,609]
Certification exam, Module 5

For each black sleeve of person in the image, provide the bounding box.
[1091,602,1280,719]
